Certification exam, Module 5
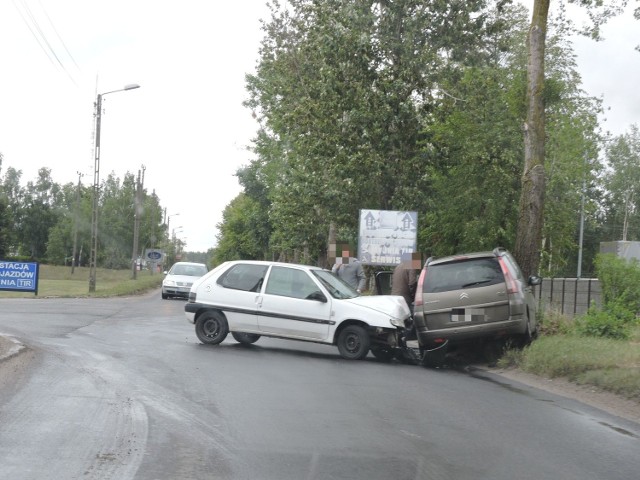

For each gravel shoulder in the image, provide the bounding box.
[1,334,639,424]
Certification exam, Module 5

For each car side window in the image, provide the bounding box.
[265,266,318,299]
[217,264,268,292]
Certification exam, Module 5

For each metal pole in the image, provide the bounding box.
[71,171,82,274]
[87,84,140,292]
[577,154,587,279]
[88,94,102,293]
[131,165,145,279]
[131,168,141,279]
[577,176,585,279]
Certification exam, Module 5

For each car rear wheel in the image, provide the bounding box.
[337,325,370,360]
[195,311,229,345]
[231,332,261,344]
[519,314,536,347]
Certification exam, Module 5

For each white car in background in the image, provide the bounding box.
[162,262,208,300]
[185,260,411,360]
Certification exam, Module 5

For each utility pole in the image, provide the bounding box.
[71,171,83,274]
[88,83,140,292]
[131,165,145,279]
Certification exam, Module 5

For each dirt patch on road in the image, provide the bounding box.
[0,336,37,395]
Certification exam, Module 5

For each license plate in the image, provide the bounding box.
[450,308,485,323]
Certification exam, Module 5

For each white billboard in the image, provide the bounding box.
[358,209,418,266]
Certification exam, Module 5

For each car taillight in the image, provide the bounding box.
[498,257,518,294]
[414,268,426,306]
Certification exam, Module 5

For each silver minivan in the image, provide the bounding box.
[413,248,541,366]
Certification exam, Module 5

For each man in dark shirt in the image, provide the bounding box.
[391,252,421,313]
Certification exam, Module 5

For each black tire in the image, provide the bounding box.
[161,292,168,299]
[337,325,370,360]
[231,332,261,344]
[370,346,394,363]
[518,313,536,348]
[195,311,229,345]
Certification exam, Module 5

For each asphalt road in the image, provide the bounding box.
[0,291,638,480]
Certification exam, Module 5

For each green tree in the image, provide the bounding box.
[422,3,531,256]
[245,0,492,263]
[213,193,269,264]
[0,195,10,258]
[1,166,23,254]
[601,125,640,241]
[99,172,136,269]
[514,0,635,277]
[19,168,62,259]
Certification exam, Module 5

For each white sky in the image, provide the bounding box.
[0,1,638,253]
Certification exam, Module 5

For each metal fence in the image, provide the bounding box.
[534,278,601,317]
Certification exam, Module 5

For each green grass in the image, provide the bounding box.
[500,326,640,401]
[0,265,163,298]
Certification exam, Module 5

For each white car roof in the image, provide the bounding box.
[221,260,325,271]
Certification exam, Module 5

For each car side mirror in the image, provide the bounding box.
[528,275,542,286]
[306,291,328,303]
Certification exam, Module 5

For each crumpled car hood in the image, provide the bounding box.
[344,295,411,320]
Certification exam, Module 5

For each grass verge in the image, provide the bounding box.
[500,328,640,401]
[0,265,163,298]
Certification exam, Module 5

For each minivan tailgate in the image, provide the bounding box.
[422,285,509,329]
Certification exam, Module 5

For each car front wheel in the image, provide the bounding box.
[195,311,229,345]
[337,325,370,360]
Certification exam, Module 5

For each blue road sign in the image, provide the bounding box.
[0,260,39,294]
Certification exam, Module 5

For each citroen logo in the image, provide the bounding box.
[459,292,469,300]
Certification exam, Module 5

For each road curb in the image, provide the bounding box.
[0,335,26,362]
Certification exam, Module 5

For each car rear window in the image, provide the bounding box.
[423,258,505,293]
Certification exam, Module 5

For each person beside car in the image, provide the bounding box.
[332,249,366,293]
[392,253,422,355]
[391,252,421,314]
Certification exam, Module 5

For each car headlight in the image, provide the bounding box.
[164,280,176,287]
[390,318,404,328]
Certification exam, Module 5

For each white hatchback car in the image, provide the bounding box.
[185,260,411,360]
[162,262,208,299]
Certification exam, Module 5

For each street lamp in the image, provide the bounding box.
[89,83,141,293]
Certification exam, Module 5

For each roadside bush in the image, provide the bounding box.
[537,308,573,336]
[574,301,634,340]
[595,253,640,313]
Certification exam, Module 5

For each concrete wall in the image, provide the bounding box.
[534,278,601,317]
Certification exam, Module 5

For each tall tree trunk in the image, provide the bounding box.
[514,0,550,278]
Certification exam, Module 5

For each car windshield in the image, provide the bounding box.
[312,270,359,299]
[170,264,207,277]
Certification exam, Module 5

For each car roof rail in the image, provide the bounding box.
[425,256,435,266]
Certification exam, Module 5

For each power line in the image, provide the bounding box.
[37,0,81,72]
[12,0,79,86]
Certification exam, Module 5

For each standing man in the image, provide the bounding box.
[332,248,366,293]
[392,252,421,313]
[392,252,422,361]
